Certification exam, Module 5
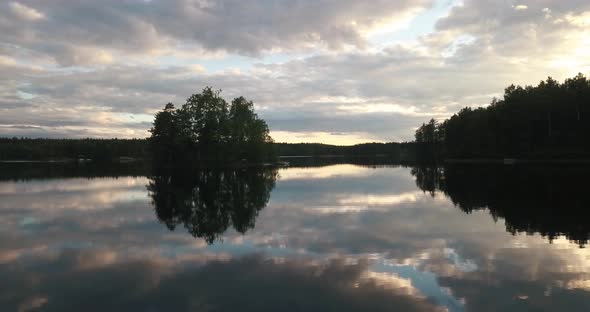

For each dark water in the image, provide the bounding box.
[1,163,590,311]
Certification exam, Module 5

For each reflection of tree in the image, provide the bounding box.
[410,166,444,197]
[147,167,277,243]
[411,165,590,246]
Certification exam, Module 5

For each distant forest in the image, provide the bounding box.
[415,73,590,160]
[0,138,414,162]
[0,138,148,162]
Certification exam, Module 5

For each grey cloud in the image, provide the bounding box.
[0,0,432,65]
[1,58,435,140]
[437,0,590,31]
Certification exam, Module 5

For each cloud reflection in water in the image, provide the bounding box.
[1,164,590,311]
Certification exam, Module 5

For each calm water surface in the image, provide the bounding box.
[1,163,589,311]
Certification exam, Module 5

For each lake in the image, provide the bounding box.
[1,162,589,311]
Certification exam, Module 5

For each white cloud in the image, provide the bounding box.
[565,11,590,27]
[9,2,44,21]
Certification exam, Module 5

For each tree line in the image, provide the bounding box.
[0,161,149,181]
[415,73,590,160]
[0,138,418,162]
[0,137,148,161]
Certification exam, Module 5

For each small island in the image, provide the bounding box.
[149,87,276,166]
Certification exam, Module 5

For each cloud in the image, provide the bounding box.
[0,0,589,142]
[435,0,590,59]
[8,2,44,21]
[0,0,432,65]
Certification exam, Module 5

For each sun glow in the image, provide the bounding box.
[271,131,382,146]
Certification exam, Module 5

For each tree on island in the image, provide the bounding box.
[149,87,275,164]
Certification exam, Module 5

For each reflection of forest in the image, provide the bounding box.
[147,167,278,243]
[0,162,149,181]
[411,165,590,246]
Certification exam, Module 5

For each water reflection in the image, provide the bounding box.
[0,249,443,312]
[411,165,590,246]
[148,167,278,243]
[2,163,590,311]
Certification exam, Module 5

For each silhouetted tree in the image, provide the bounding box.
[415,74,590,159]
[149,103,185,163]
[149,87,275,164]
[414,119,443,163]
[227,96,274,162]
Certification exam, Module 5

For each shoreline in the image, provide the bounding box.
[445,158,590,164]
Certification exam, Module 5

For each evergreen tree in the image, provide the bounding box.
[415,73,590,159]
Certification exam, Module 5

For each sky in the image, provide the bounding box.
[1,0,589,144]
